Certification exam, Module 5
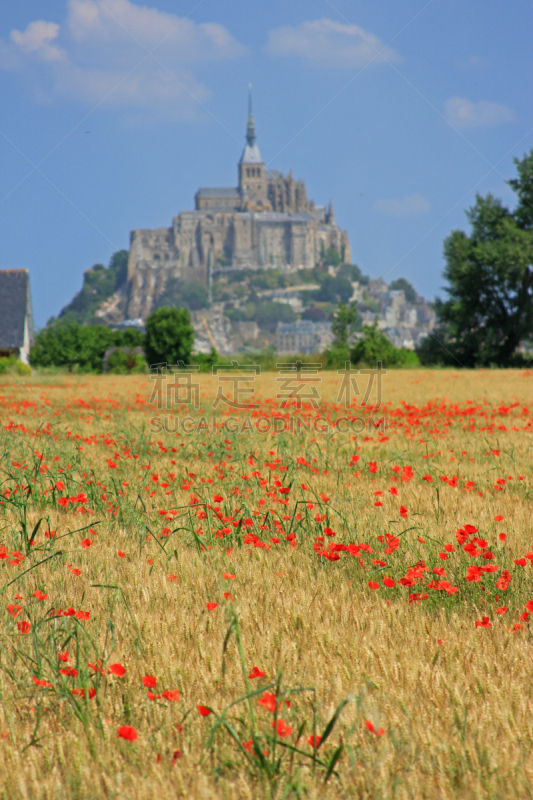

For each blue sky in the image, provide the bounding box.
[1,0,532,328]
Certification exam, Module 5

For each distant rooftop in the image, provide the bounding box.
[239,212,316,223]
[239,143,263,165]
[196,187,240,198]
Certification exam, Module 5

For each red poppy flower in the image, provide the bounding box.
[383,577,395,588]
[399,506,408,518]
[108,663,126,677]
[72,687,96,699]
[223,592,234,601]
[496,607,508,615]
[17,621,31,634]
[168,574,178,582]
[198,705,211,717]
[308,735,322,747]
[223,572,236,579]
[248,666,266,679]
[142,675,156,688]
[162,689,180,702]
[257,692,276,712]
[32,590,48,601]
[117,551,127,558]
[118,726,138,741]
[206,602,218,611]
[81,539,93,548]
[272,719,292,737]
[33,676,53,688]
[365,720,385,736]
[475,616,492,628]
[368,581,379,590]
[213,495,224,503]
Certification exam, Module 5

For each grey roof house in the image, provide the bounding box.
[0,270,34,364]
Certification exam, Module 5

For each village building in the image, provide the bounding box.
[277,320,334,355]
[0,270,34,364]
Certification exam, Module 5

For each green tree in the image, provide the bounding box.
[254,301,296,327]
[389,278,417,304]
[314,275,353,304]
[105,348,146,374]
[144,307,195,367]
[425,150,533,366]
[350,323,398,366]
[30,322,121,372]
[331,302,361,346]
[323,302,361,368]
[120,328,145,347]
[349,324,419,368]
[338,263,365,283]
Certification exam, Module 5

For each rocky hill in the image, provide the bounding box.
[55,250,435,355]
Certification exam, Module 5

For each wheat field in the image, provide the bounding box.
[1,368,533,799]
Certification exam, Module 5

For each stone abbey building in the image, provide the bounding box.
[124,94,351,320]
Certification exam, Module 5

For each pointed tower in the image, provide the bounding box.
[238,85,266,204]
[326,200,335,224]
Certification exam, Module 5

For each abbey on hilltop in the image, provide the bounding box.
[124,91,351,320]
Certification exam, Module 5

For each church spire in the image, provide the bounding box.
[246,83,256,146]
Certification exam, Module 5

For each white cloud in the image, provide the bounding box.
[10,20,64,62]
[373,194,430,217]
[266,18,401,68]
[444,97,515,128]
[2,0,245,121]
